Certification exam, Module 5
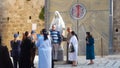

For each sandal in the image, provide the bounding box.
[88,63,94,65]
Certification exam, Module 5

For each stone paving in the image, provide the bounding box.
[54,56,120,68]
[11,55,120,68]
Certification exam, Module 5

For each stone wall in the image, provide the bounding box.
[0,0,44,51]
[47,0,110,55]
[113,0,120,53]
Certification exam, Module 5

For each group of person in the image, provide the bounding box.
[8,24,62,68]
[0,25,95,68]
[0,11,95,68]
[9,24,63,68]
[9,25,94,68]
[10,31,37,68]
[66,27,95,66]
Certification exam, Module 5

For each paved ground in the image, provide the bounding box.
[11,55,120,68]
[33,55,120,68]
[54,56,120,68]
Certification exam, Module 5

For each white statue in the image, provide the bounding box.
[49,11,65,36]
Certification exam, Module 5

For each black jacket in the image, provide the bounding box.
[19,37,33,68]
[0,45,13,68]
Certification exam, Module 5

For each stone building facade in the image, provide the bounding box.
[0,0,44,50]
[1,0,120,55]
[45,0,111,55]
[113,0,120,53]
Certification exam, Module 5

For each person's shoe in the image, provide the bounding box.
[88,62,94,65]
[67,61,72,64]
[72,64,77,67]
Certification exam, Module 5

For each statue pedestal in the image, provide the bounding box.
[57,47,64,61]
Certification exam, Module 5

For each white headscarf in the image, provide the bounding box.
[49,11,65,35]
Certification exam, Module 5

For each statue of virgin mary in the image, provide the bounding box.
[49,11,65,36]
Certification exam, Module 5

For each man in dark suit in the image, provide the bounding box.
[0,35,13,68]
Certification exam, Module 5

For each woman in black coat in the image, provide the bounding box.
[0,36,13,68]
[19,31,33,68]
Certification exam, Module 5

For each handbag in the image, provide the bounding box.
[69,42,75,52]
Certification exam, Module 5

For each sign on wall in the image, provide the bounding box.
[70,3,86,20]
[32,23,37,30]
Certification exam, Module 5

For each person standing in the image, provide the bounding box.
[86,32,95,65]
[36,29,52,68]
[66,27,72,64]
[30,30,36,68]
[19,31,33,68]
[50,25,62,61]
[50,11,66,61]
[0,35,13,68]
[68,31,78,66]
[10,34,21,68]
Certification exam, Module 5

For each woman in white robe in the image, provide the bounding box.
[36,29,52,68]
[68,31,78,66]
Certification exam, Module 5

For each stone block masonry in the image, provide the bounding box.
[0,0,44,51]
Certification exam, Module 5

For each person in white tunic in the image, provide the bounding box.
[68,31,78,66]
[36,29,52,68]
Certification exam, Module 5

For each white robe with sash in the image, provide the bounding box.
[68,35,78,61]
